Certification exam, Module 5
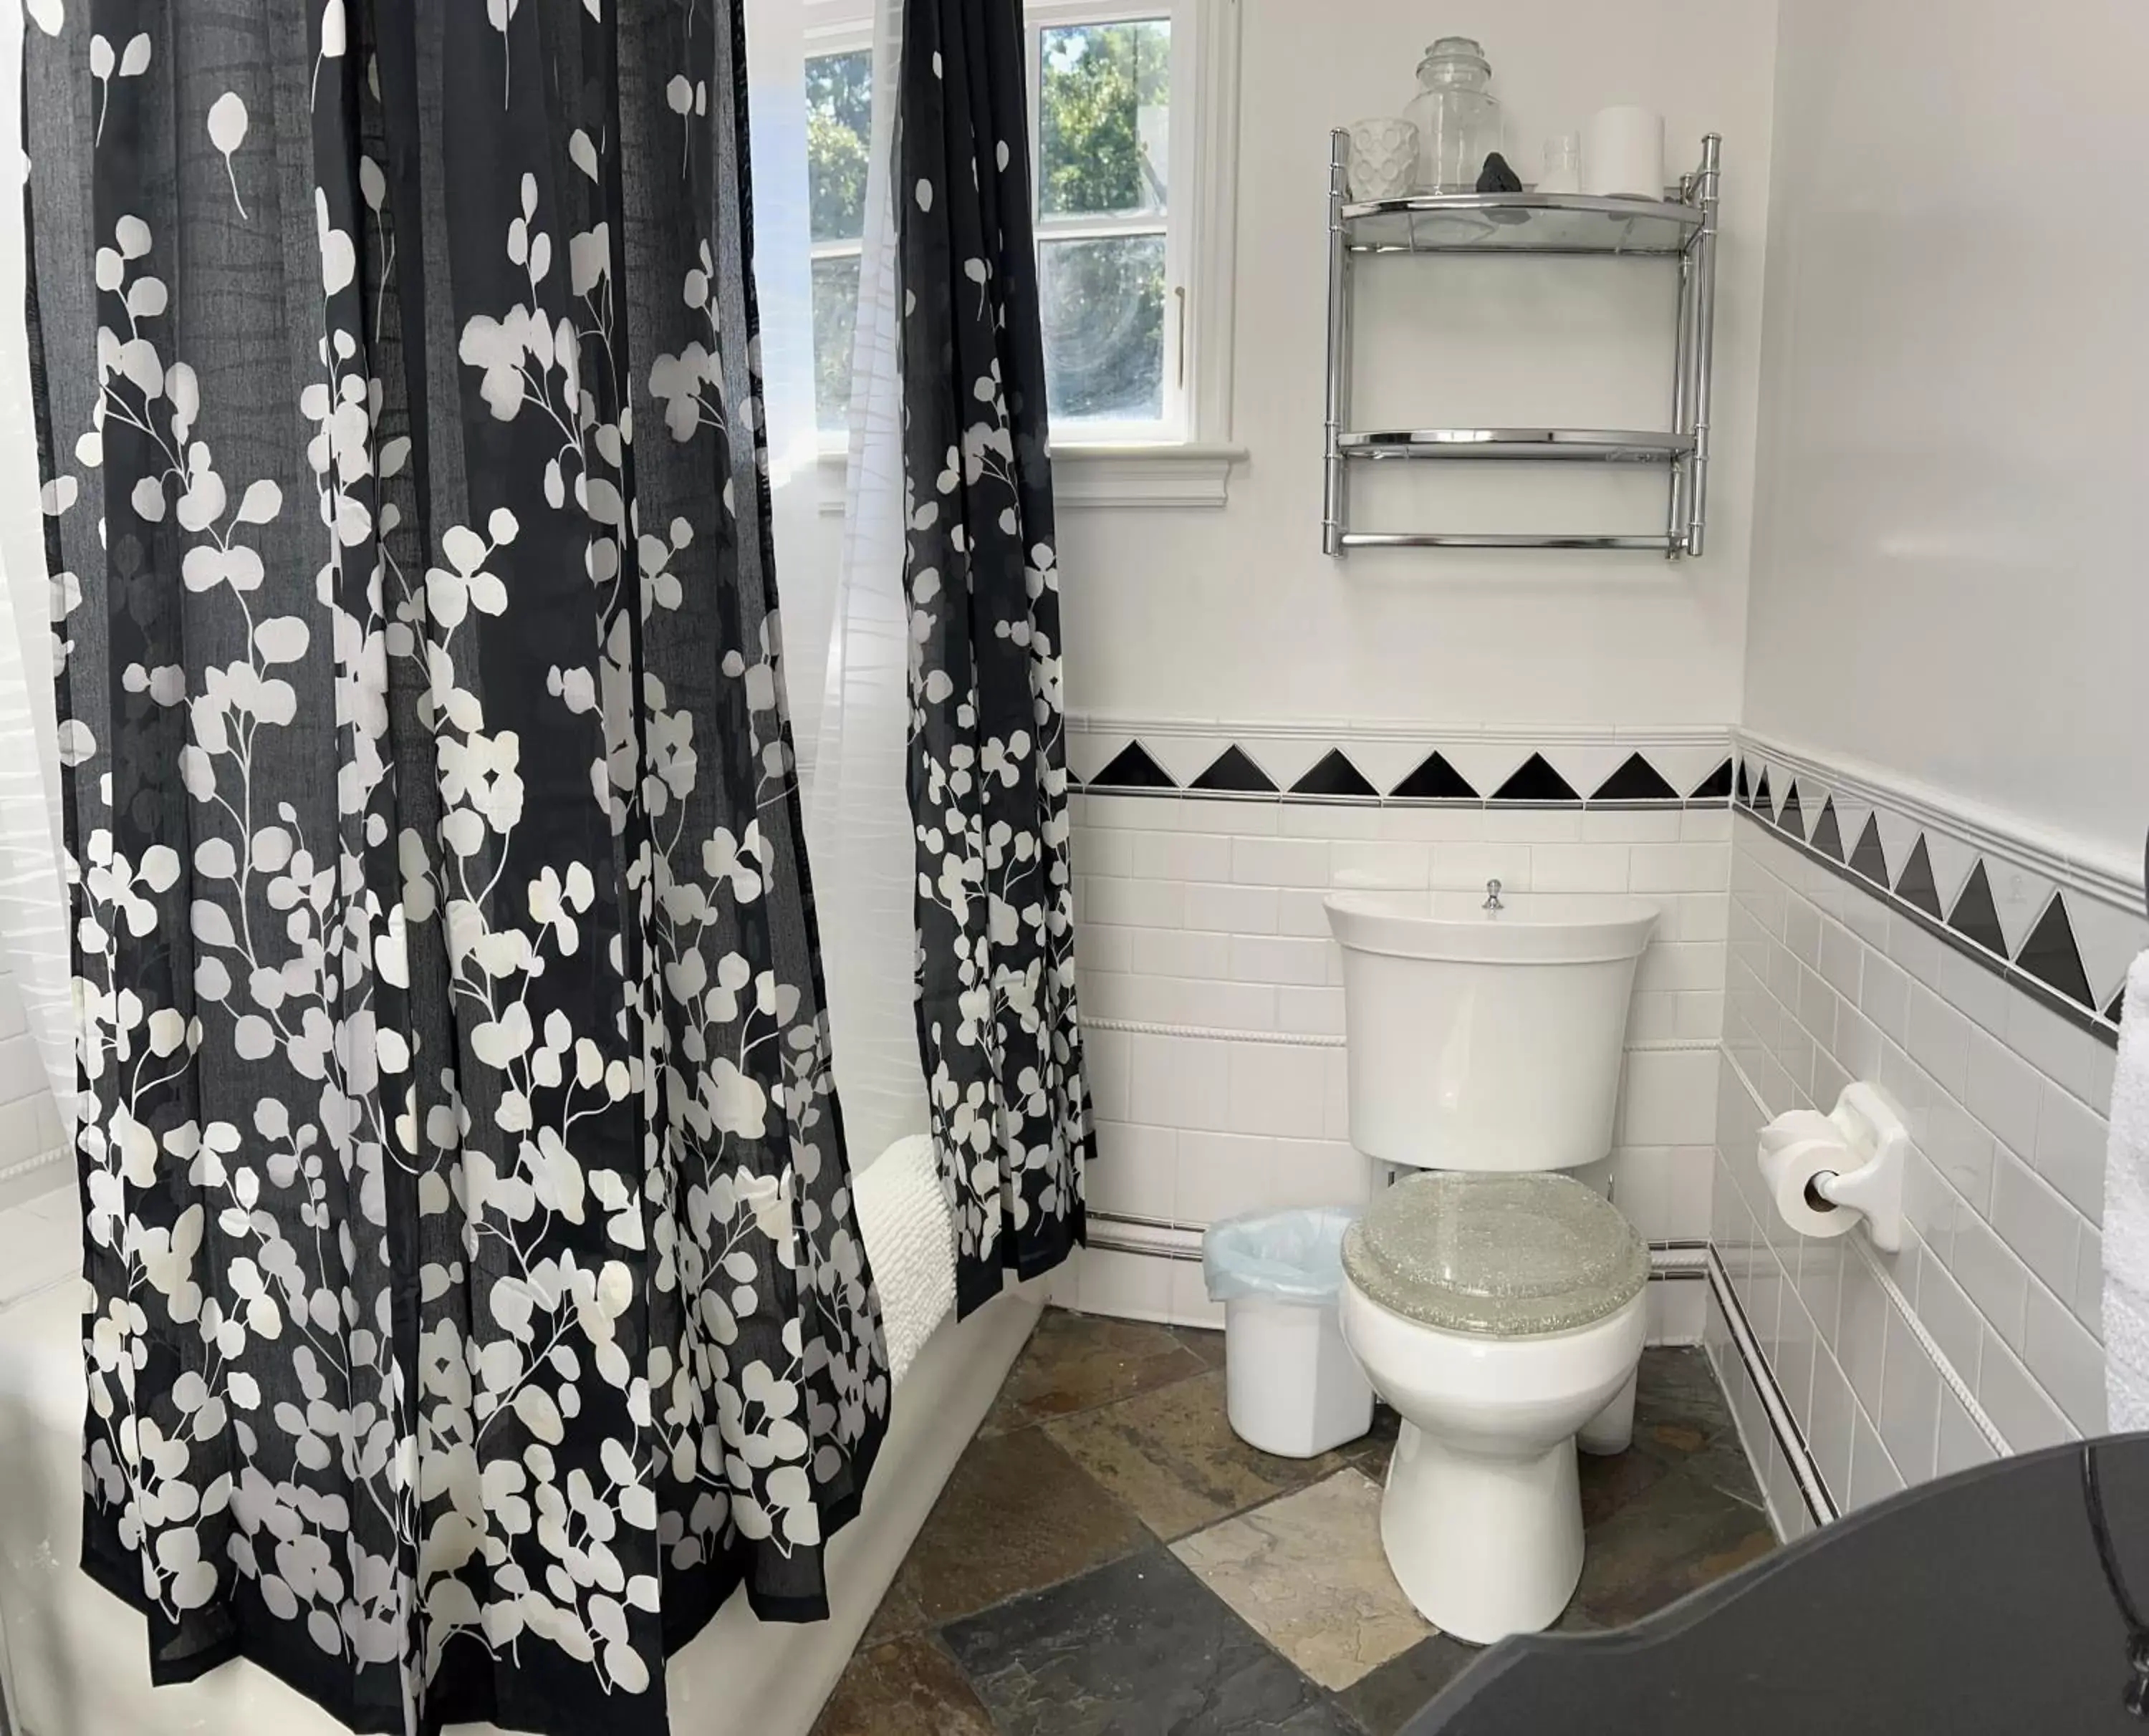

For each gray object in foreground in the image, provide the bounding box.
[1402,1434,2149,1734]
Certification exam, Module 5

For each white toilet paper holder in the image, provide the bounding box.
[1760,1082,1909,1252]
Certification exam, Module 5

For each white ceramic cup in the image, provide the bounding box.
[1348,117,1420,201]
[1583,106,1664,198]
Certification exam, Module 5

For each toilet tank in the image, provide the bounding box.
[1325,890,1658,1172]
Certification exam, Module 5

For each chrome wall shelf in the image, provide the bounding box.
[1322,130,1721,558]
[1338,531,1681,551]
[1340,428,1694,462]
[1342,192,1701,256]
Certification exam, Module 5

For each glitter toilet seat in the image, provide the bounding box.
[1342,1172,1650,1339]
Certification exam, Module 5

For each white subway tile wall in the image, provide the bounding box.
[0,962,64,1212]
[1703,1276,1816,1544]
[1069,789,1730,1328]
[1716,812,2117,1519]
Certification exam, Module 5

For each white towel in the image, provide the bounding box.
[852,1134,956,1387]
[2105,951,2149,1431]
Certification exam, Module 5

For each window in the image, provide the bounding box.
[804,0,1239,493]
[1031,14,1176,437]
[805,46,872,435]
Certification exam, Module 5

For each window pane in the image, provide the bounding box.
[806,49,872,242]
[1039,21,1170,218]
[812,254,860,433]
[1039,234,1165,425]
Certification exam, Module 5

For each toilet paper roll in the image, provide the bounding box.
[1760,1109,1835,1156]
[1583,105,1665,198]
[1758,1136,1860,1239]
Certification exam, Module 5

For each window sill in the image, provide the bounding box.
[1054,442,1245,508]
[813,441,1244,513]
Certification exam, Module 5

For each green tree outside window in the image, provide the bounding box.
[1040,21,1169,216]
[807,49,872,243]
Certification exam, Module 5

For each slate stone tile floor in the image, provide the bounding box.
[811,1308,1775,1736]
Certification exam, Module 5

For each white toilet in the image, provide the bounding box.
[1323,887,1659,1644]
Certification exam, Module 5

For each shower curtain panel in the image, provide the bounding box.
[898,0,1092,1316]
[23,4,889,1732]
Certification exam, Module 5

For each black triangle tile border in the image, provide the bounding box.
[1775,782,1804,840]
[1947,862,2006,958]
[1290,749,1380,801]
[1491,753,1582,805]
[1388,751,1478,803]
[1190,746,1277,794]
[1087,741,1176,791]
[1691,758,1735,802]
[1894,836,1943,919]
[1074,735,1745,812]
[1736,773,2119,1046]
[1849,814,1888,887]
[2016,892,2095,1011]
[1809,797,1844,862]
[1075,735,1737,811]
[1592,753,1679,804]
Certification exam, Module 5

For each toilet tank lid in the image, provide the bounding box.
[1323,890,1658,963]
[1342,1172,1648,1338]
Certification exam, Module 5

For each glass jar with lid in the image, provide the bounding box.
[1401,37,1503,193]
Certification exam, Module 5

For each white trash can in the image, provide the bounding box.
[1203,1207,1375,1459]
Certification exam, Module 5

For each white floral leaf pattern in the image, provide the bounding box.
[206,92,249,218]
[895,0,1092,1314]
[22,4,888,1732]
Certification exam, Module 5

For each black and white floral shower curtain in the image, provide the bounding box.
[23,3,888,1731]
[897,0,1091,1314]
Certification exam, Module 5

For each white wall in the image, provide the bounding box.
[0,968,60,1207]
[779,0,1786,738]
[1719,812,2114,1518]
[1742,0,2149,864]
[1059,0,1779,730]
[1711,0,2149,1515]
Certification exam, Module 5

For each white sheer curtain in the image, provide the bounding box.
[0,0,77,1134]
[741,0,831,778]
[803,0,928,1162]
[744,0,922,1164]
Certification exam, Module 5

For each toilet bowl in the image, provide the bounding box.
[1338,1172,1649,1641]
[1324,888,1658,1642]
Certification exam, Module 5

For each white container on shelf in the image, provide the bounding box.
[1537,132,1582,193]
[1347,117,1420,200]
[1583,105,1665,197]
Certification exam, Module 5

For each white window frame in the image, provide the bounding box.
[1025,1,1183,446]
[804,0,1241,507]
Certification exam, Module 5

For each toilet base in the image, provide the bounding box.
[1578,1366,1638,1455]
[1377,1419,1583,1644]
